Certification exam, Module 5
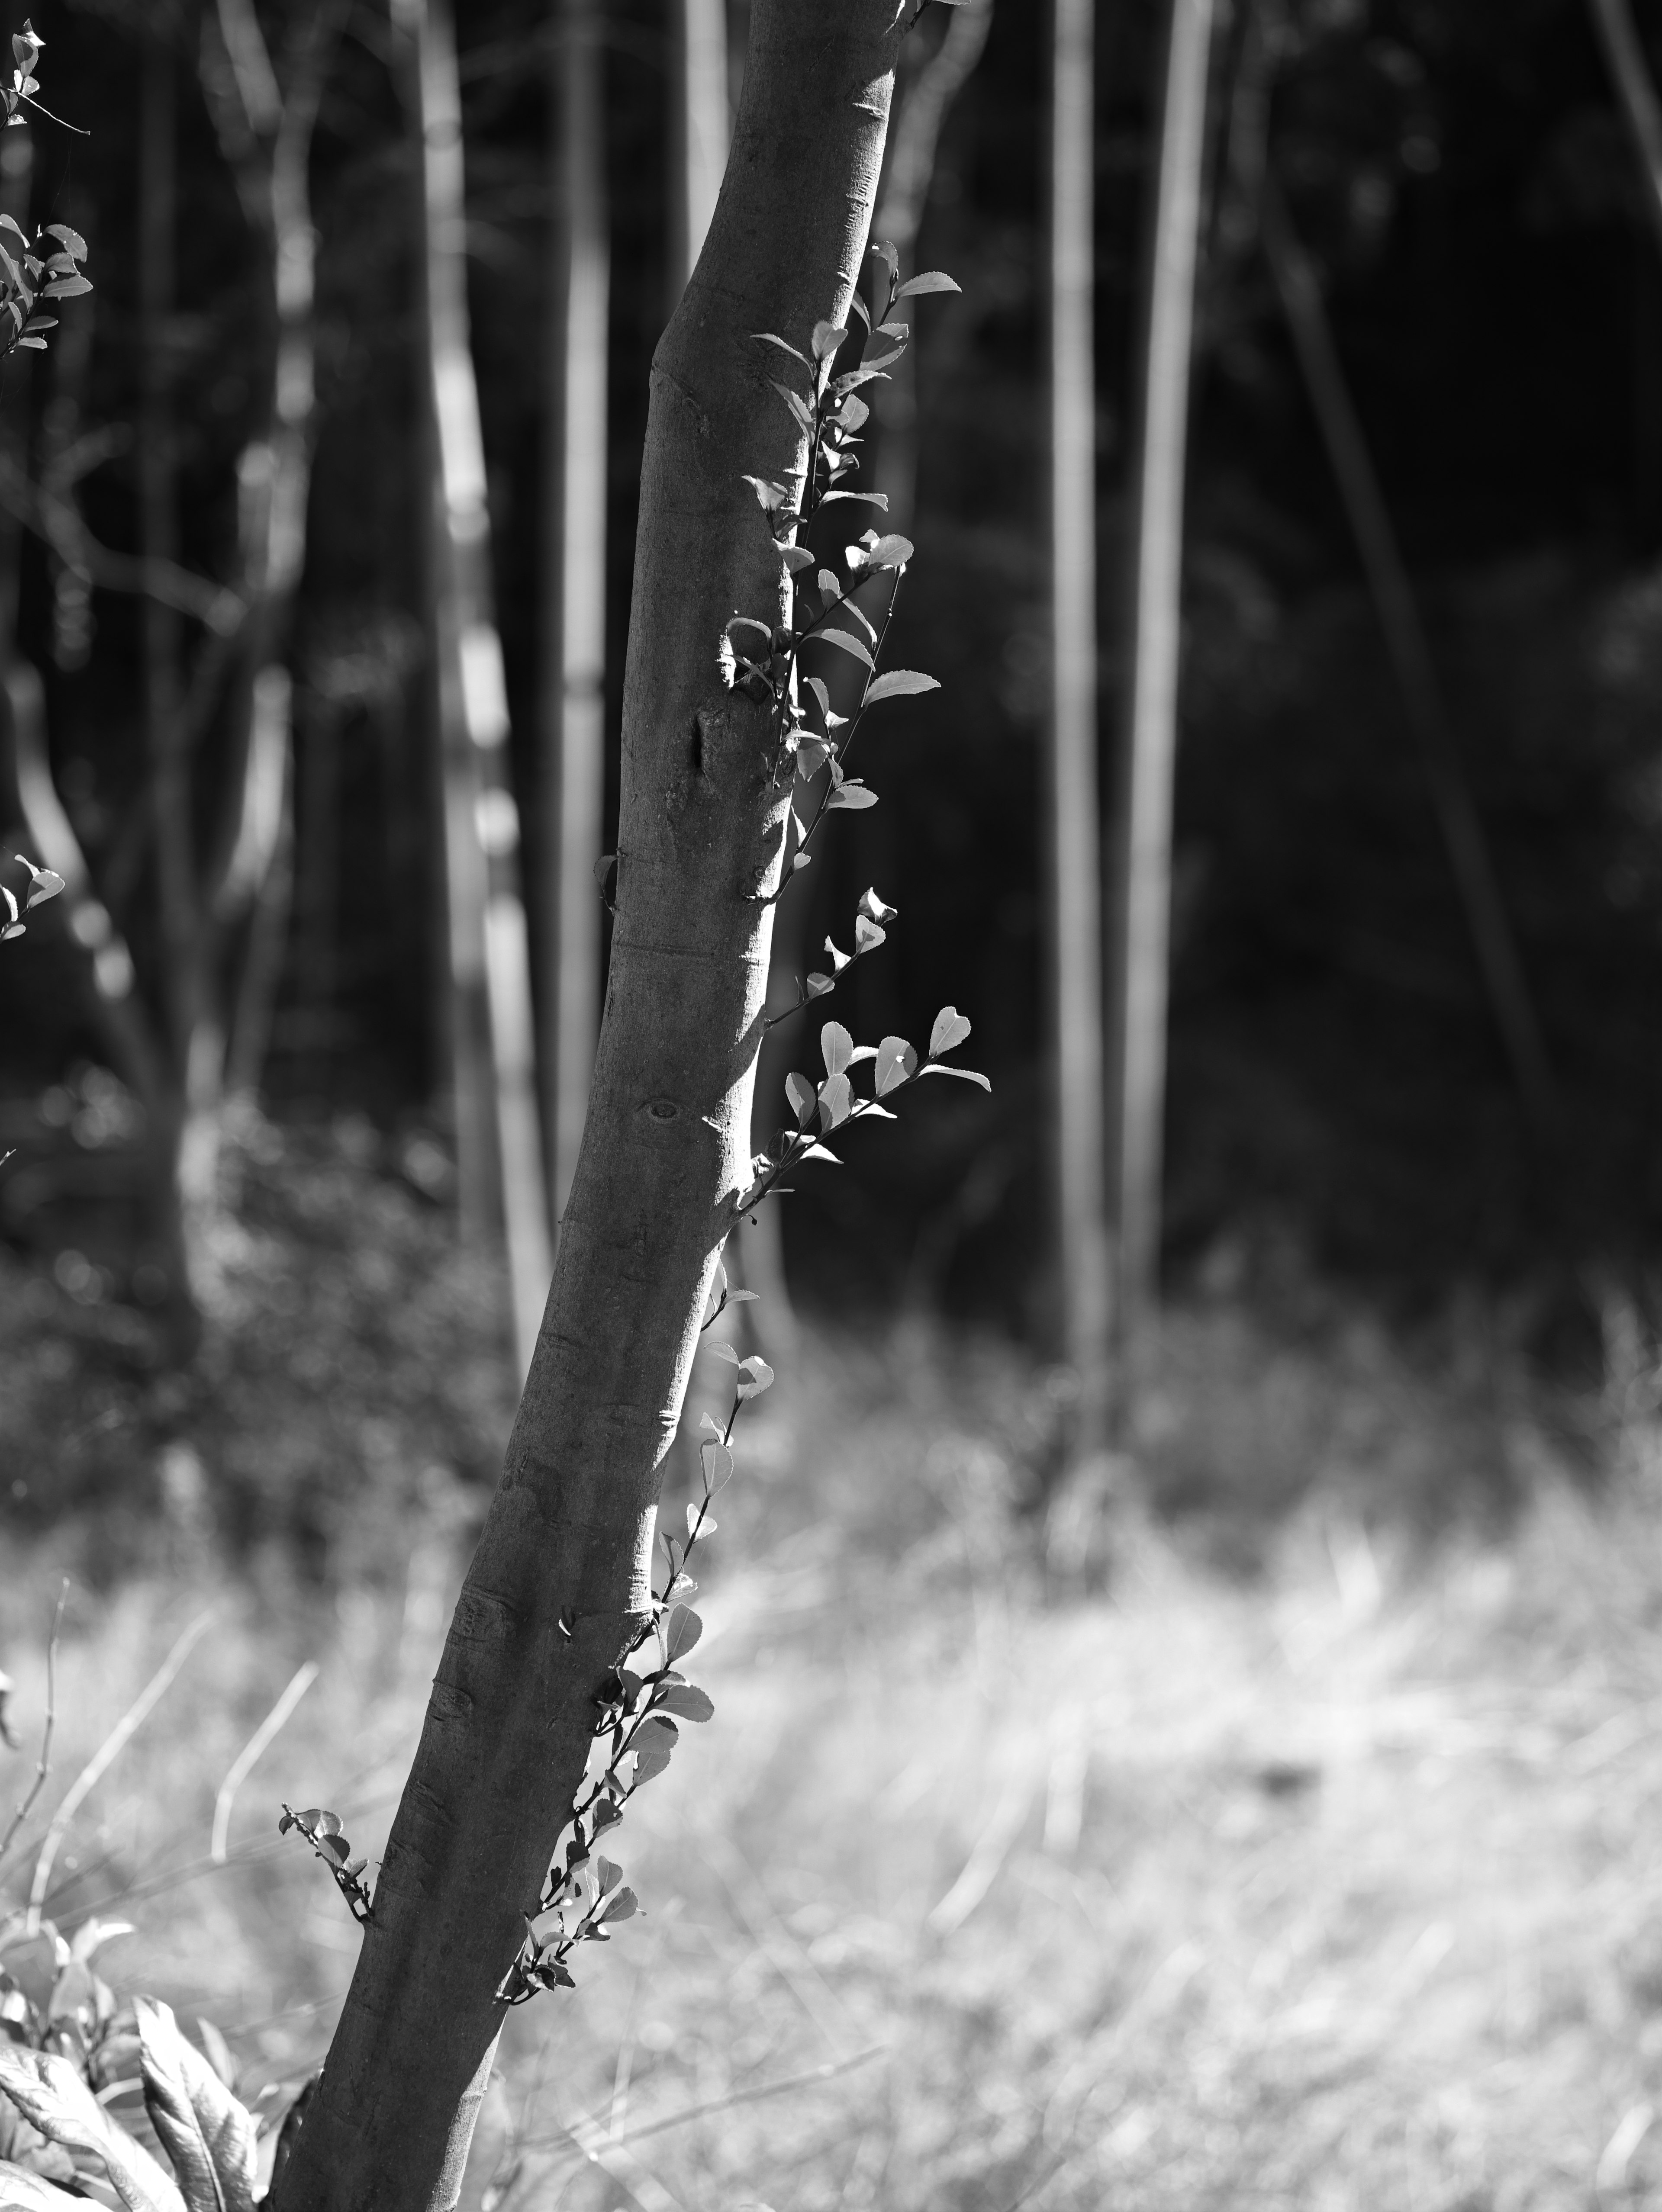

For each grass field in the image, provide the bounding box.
[3,1297,1662,2212]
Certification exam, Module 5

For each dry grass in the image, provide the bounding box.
[3,1307,1662,2212]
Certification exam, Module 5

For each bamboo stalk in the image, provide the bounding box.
[1048,0,1111,1413]
[547,0,611,1231]
[1108,0,1216,1367]
[406,0,554,1375]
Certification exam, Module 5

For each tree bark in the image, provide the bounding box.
[271,8,907,2210]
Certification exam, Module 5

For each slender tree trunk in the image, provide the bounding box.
[1045,0,1111,1425]
[271,10,907,2207]
[545,0,610,1233]
[403,0,553,1375]
[1106,0,1215,1372]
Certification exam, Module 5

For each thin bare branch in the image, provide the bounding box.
[212,1662,319,1864]
[0,1582,69,1876]
[26,1611,214,1932]
[0,451,244,632]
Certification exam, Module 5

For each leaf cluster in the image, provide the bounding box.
[1,856,63,942]
[274,1804,372,1924]
[0,1920,283,2212]
[496,1307,768,2007]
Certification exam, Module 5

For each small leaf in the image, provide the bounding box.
[750,331,809,367]
[817,1073,853,1130]
[875,1036,918,1096]
[803,675,831,722]
[858,887,897,923]
[599,1886,639,1924]
[917,1065,992,1091]
[664,1604,703,1660]
[812,627,874,670]
[825,780,877,810]
[821,1022,853,1077]
[779,545,815,573]
[805,971,834,998]
[656,1685,715,1723]
[737,1356,775,1398]
[785,1071,815,1126]
[42,276,90,299]
[811,319,848,361]
[770,379,813,433]
[930,1007,972,1056]
[800,1141,841,1164]
[863,669,940,706]
[894,270,961,299]
[854,915,885,954]
[740,473,789,512]
[705,1340,740,1365]
[837,393,870,432]
[43,225,85,261]
[816,569,842,602]
[819,489,889,509]
[863,534,915,570]
[700,1440,734,1494]
[686,1501,712,1540]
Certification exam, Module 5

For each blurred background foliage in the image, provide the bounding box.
[2,0,1662,1552]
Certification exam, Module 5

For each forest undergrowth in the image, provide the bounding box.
[2,1117,1661,2211]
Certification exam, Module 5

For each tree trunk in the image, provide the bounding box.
[545,0,610,1232]
[271,8,907,2209]
[403,0,553,1376]
[1045,0,1111,1430]
[668,0,730,310]
[1106,0,1215,1373]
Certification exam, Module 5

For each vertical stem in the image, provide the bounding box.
[1107,0,1214,1368]
[139,39,193,1075]
[407,0,553,1374]
[1046,0,1110,1416]
[548,0,610,1229]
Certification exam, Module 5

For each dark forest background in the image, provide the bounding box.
[3,0,1662,1536]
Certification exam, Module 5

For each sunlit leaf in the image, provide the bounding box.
[737,1356,774,1398]
[854,916,885,954]
[825,781,877,810]
[821,1022,853,1077]
[917,1065,991,1091]
[930,1007,972,1056]
[863,669,940,706]
[895,270,961,299]
[785,1071,816,1126]
[812,627,873,669]
[817,1073,853,1131]
[656,1686,715,1723]
[701,1441,734,1494]
[875,1036,918,1096]
[664,1605,703,1660]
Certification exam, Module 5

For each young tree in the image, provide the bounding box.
[269,7,927,2207]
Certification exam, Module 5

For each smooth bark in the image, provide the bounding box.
[271,8,907,2210]
[1107,0,1215,1364]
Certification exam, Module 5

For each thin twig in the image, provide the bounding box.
[26,1610,214,1932]
[212,1661,319,1863]
[0,1580,68,1876]
[516,2043,887,2158]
